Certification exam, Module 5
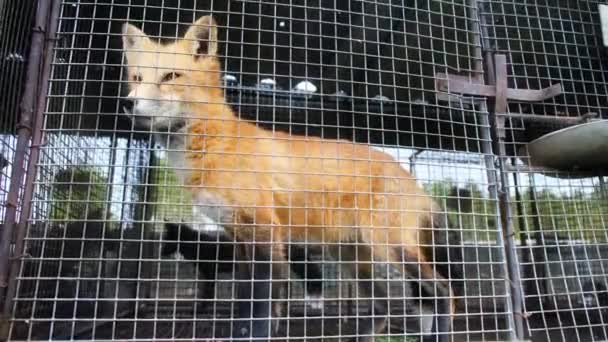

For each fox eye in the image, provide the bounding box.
[131,74,142,83]
[161,72,183,83]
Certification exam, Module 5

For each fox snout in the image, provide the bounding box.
[121,94,159,129]
[122,85,186,131]
[124,84,163,114]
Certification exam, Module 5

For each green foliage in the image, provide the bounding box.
[148,157,193,223]
[50,167,109,221]
[513,185,608,241]
[425,179,497,242]
[425,179,608,242]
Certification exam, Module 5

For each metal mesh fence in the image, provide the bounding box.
[0,0,38,237]
[0,1,606,342]
[479,1,608,341]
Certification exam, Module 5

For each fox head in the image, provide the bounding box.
[122,16,225,131]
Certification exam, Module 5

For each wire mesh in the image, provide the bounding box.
[479,1,608,341]
[0,0,38,231]
[3,0,605,342]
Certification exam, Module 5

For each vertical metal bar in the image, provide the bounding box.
[138,144,158,304]
[511,159,535,301]
[0,0,59,298]
[527,182,546,303]
[0,0,62,329]
[104,136,119,222]
[511,161,529,244]
[408,149,423,177]
[119,137,133,224]
[599,176,607,201]
[0,0,48,293]
[492,54,525,341]
[468,1,519,341]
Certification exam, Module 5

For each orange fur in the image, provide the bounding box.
[123,16,454,337]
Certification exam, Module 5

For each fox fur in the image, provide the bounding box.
[122,16,456,340]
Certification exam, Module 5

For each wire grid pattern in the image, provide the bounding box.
[480,1,608,341]
[480,1,607,119]
[0,1,38,223]
[4,1,519,341]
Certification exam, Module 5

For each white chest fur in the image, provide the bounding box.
[155,131,189,185]
[155,130,234,233]
[191,192,235,232]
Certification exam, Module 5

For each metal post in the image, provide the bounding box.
[408,149,423,177]
[0,0,51,293]
[104,136,120,222]
[0,0,63,335]
[491,53,526,342]
[599,176,607,201]
[511,159,535,301]
[468,1,524,341]
[528,181,547,302]
[138,144,159,306]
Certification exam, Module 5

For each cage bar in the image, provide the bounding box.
[0,1,606,342]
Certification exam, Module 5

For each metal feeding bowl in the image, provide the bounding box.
[526,120,608,177]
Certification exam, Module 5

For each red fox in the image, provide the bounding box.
[122,16,456,340]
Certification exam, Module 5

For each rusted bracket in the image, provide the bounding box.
[436,72,562,102]
[436,55,563,138]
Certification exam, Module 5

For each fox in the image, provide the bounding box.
[122,16,457,341]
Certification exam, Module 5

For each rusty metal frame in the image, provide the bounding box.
[467,2,520,341]
[0,1,587,341]
[437,51,542,340]
[492,54,528,342]
[452,3,566,339]
[0,0,62,337]
[436,72,563,102]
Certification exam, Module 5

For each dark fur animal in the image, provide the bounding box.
[161,223,323,299]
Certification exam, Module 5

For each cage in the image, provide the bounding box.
[480,1,608,341]
[0,1,606,342]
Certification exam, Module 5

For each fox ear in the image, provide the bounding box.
[184,15,218,57]
[122,23,149,51]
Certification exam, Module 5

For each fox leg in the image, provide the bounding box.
[229,219,289,341]
[359,228,452,342]
[233,244,279,340]
[398,247,451,342]
[337,243,389,342]
[197,260,219,300]
[288,244,324,300]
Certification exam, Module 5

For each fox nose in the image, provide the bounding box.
[121,97,135,113]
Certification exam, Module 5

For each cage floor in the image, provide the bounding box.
[24,314,592,342]
[12,316,512,342]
